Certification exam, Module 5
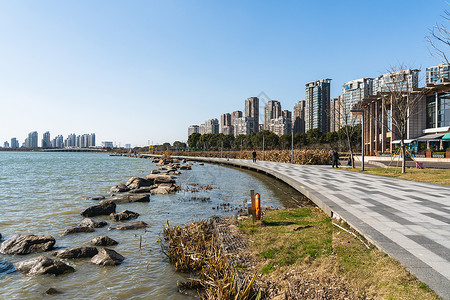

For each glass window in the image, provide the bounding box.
[438,92,450,127]
[426,95,436,129]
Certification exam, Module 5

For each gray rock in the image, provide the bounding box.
[0,260,15,274]
[103,194,150,204]
[84,196,105,200]
[150,169,160,174]
[145,174,175,184]
[14,256,75,276]
[110,210,140,221]
[81,201,116,217]
[109,184,130,193]
[53,246,98,259]
[108,221,148,231]
[62,227,95,236]
[198,163,204,165]
[90,236,118,246]
[0,235,55,255]
[45,288,63,295]
[128,187,152,194]
[179,165,191,170]
[79,218,107,228]
[90,248,124,266]
[125,177,152,190]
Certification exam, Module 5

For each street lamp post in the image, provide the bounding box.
[351,109,365,171]
[291,126,294,164]
[262,133,265,161]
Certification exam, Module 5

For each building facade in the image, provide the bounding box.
[10,138,19,148]
[188,125,199,136]
[373,69,419,94]
[264,100,282,130]
[42,131,51,148]
[293,100,306,134]
[220,113,233,135]
[426,63,450,84]
[305,79,331,133]
[27,131,38,148]
[268,116,292,136]
[245,97,259,133]
[234,117,255,136]
[204,118,219,134]
[329,97,341,132]
[340,78,373,127]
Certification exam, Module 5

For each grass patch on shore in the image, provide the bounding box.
[239,208,440,299]
[346,167,450,186]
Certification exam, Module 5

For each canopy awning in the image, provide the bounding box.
[442,132,450,140]
[416,133,445,141]
[392,139,416,144]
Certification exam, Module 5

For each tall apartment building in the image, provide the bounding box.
[373,69,419,93]
[293,100,306,134]
[202,118,219,134]
[264,100,282,130]
[245,97,259,133]
[305,79,331,133]
[220,113,233,135]
[330,97,341,132]
[426,63,450,84]
[42,131,51,148]
[3,141,10,148]
[89,133,96,148]
[10,138,19,148]
[27,131,38,148]
[234,117,255,136]
[340,78,373,126]
[188,125,199,136]
[52,135,64,148]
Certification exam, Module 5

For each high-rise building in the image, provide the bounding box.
[268,115,292,136]
[89,133,96,148]
[3,141,10,148]
[245,97,259,133]
[264,100,282,130]
[220,113,233,135]
[330,97,341,132]
[293,100,306,134]
[340,78,373,127]
[373,69,419,94]
[199,124,206,135]
[27,131,38,148]
[51,135,64,148]
[426,63,450,84]
[188,125,199,136]
[234,117,255,136]
[305,79,331,133]
[10,138,19,148]
[42,131,51,148]
[204,118,219,134]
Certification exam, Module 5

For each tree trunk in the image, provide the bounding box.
[401,139,406,174]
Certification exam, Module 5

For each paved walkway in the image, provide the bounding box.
[176,156,450,299]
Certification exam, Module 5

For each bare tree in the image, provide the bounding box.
[335,97,360,168]
[426,10,450,63]
[375,66,426,173]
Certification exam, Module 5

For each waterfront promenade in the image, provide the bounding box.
[172,156,450,299]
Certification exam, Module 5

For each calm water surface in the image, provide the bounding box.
[0,152,302,300]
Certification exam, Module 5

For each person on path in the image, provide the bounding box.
[252,150,257,163]
[332,150,339,168]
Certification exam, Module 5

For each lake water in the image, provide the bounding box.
[0,152,303,299]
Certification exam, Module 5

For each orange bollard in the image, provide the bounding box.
[255,193,261,220]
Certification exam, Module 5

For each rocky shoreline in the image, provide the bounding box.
[0,156,197,294]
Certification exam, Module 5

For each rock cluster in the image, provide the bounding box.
[0,235,55,255]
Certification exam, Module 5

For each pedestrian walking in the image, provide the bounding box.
[332,150,339,168]
[252,150,257,163]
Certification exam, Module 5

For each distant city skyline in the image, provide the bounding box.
[0,1,448,146]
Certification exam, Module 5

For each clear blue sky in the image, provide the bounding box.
[0,0,447,146]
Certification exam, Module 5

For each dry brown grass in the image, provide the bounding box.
[239,208,440,299]
[347,167,450,186]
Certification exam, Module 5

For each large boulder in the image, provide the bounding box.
[151,183,179,195]
[108,221,148,231]
[90,236,118,246]
[102,194,150,204]
[145,174,175,184]
[0,235,55,255]
[62,227,95,236]
[79,218,107,228]
[15,256,75,276]
[109,184,130,193]
[150,169,160,174]
[90,248,124,266]
[179,165,191,170]
[53,246,98,259]
[81,201,116,217]
[110,210,139,221]
[125,177,152,190]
